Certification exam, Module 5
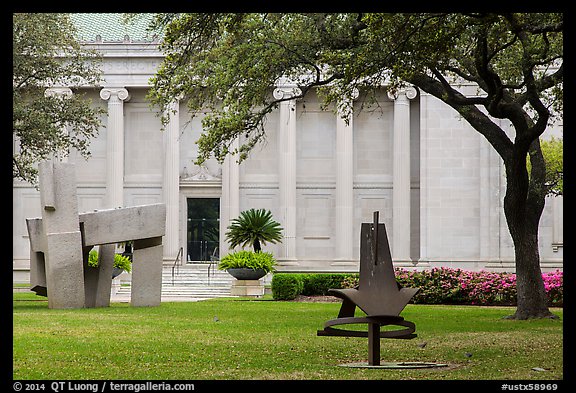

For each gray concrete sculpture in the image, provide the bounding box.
[26,161,166,309]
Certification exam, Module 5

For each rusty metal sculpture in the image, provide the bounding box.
[317,212,419,366]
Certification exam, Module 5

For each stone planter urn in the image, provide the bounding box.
[112,267,124,279]
[226,268,267,297]
[226,268,267,280]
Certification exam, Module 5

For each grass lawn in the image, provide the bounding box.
[13,292,563,380]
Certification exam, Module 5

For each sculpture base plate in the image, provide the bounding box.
[339,361,449,369]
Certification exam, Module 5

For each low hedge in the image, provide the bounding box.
[271,273,355,300]
[301,274,357,296]
[270,274,304,300]
[270,268,563,306]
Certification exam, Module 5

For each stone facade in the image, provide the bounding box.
[12,15,563,284]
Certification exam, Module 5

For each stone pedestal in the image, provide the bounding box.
[230,280,265,297]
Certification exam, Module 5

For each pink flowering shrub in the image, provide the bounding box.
[395,267,466,304]
[542,270,563,305]
[393,267,563,306]
[456,269,517,305]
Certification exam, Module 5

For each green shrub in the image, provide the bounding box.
[271,274,304,300]
[341,274,359,289]
[271,273,359,299]
[87,250,132,273]
[301,273,352,295]
[218,250,276,273]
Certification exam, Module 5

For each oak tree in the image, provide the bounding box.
[13,13,104,185]
[149,13,563,319]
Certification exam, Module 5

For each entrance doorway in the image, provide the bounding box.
[187,198,220,263]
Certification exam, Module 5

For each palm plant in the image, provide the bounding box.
[225,208,283,252]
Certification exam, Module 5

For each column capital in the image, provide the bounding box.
[166,99,180,113]
[273,86,302,100]
[350,87,360,101]
[99,87,130,102]
[44,87,73,98]
[337,87,360,119]
[387,85,418,101]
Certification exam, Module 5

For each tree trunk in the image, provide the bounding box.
[253,238,262,253]
[503,151,556,320]
[509,227,555,319]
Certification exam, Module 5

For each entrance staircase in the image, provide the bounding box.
[114,263,236,300]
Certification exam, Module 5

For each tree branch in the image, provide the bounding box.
[430,67,489,106]
[408,71,514,161]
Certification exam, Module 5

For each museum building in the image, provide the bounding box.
[12,14,563,284]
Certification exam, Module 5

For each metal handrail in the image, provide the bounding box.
[207,247,219,285]
[171,247,184,286]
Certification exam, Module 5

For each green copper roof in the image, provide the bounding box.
[69,13,159,42]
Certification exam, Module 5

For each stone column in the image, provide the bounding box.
[388,86,417,264]
[552,196,563,252]
[417,91,431,269]
[483,120,509,269]
[100,87,130,209]
[479,133,492,263]
[221,137,240,256]
[163,100,180,262]
[334,91,358,263]
[274,87,301,262]
[44,87,73,162]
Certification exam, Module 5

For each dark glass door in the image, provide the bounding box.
[187,198,220,263]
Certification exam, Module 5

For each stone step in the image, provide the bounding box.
[114,264,236,299]
[162,280,232,285]
[115,285,233,298]
[116,265,270,299]
[162,289,232,297]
